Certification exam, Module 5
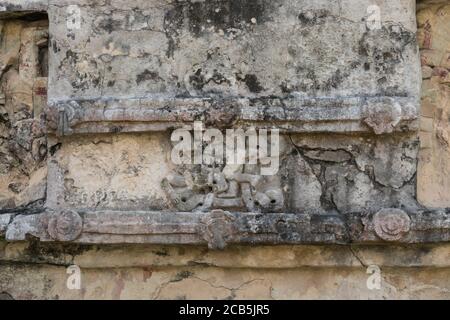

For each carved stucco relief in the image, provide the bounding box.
[2,0,450,248]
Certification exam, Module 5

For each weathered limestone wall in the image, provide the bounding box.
[0,0,432,248]
[0,0,450,300]
[48,132,419,215]
[2,241,450,299]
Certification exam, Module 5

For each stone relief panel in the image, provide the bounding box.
[45,131,420,217]
[0,13,48,211]
[417,2,450,207]
[162,164,285,213]
[46,133,173,211]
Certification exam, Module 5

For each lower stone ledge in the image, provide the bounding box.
[1,208,450,249]
[2,259,450,300]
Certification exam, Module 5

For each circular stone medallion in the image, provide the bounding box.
[373,209,411,242]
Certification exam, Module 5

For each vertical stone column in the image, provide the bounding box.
[417,1,450,207]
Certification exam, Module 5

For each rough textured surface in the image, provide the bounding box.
[2,263,450,300]
[0,0,426,242]
[0,0,441,243]
[0,0,449,300]
[0,0,422,135]
[2,241,450,300]
[417,1,450,207]
[46,133,172,210]
[0,15,48,211]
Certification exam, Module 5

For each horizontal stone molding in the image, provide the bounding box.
[2,208,450,249]
[46,96,419,136]
[0,1,48,14]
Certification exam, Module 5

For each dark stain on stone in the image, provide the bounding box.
[95,17,123,34]
[163,3,184,58]
[241,74,264,93]
[186,0,268,35]
[91,76,101,88]
[143,267,153,282]
[189,68,231,92]
[8,182,23,194]
[59,50,101,91]
[152,249,169,257]
[282,65,350,94]
[24,240,93,264]
[136,69,162,84]
[324,69,349,90]
[280,82,291,94]
[358,25,416,76]
[49,143,62,156]
[52,40,60,54]
[110,126,123,134]
[94,9,152,34]
[0,206,44,215]
[209,70,230,85]
[0,10,48,22]
[173,270,194,282]
[189,68,206,91]
[350,61,361,69]
[377,77,387,85]
[64,50,78,64]
[298,9,330,27]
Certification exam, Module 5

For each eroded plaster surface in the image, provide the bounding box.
[0,0,429,246]
[417,1,450,207]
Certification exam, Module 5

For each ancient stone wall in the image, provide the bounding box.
[417,0,450,207]
[2,242,450,299]
[0,0,450,300]
[0,0,430,248]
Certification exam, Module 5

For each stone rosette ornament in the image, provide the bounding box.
[201,209,237,250]
[373,209,411,241]
[362,98,403,135]
[47,210,83,241]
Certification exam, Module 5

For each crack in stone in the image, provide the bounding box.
[349,246,368,268]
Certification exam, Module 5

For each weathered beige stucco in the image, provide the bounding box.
[0,0,450,300]
[2,242,450,300]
